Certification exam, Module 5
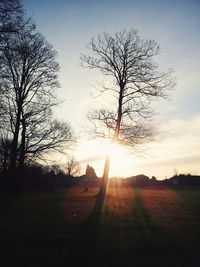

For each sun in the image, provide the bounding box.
[76,139,134,177]
[106,141,124,157]
[106,142,134,176]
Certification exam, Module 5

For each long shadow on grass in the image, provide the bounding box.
[70,187,199,267]
[73,191,105,266]
[129,188,195,267]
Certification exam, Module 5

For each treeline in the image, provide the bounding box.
[1,164,200,194]
[162,174,200,186]
[0,163,99,194]
[0,1,73,175]
[0,165,69,193]
[123,174,200,186]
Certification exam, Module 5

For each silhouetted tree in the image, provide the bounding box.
[81,29,175,194]
[83,164,97,192]
[0,15,73,170]
[51,164,61,175]
[150,176,157,185]
[65,155,81,176]
[86,164,97,179]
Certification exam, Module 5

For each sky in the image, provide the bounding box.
[23,0,200,179]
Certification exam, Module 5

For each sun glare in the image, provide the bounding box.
[76,139,134,177]
[107,142,124,157]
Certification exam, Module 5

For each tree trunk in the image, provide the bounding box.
[18,116,26,169]
[10,108,21,170]
[100,156,110,196]
[2,149,8,172]
[100,84,124,196]
[113,83,123,141]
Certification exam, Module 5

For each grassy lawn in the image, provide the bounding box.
[0,186,200,267]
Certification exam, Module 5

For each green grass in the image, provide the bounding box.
[0,186,200,267]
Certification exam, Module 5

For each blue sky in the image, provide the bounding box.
[23,0,200,178]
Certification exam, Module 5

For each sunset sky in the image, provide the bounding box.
[23,0,200,179]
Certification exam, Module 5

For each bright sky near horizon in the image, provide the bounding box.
[23,0,200,179]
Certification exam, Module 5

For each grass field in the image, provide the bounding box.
[0,185,200,267]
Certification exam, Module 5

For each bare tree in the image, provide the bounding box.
[65,155,81,176]
[81,29,175,194]
[0,0,23,34]
[0,22,73,170]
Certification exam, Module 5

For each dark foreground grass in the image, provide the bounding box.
[0,186,200,267]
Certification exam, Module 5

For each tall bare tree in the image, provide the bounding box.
[81,29,175,194]
[0,23,73,170]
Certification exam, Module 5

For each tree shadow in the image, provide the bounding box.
[66,186,200,267]
[73,191,105,266]
[128,187,200,267]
